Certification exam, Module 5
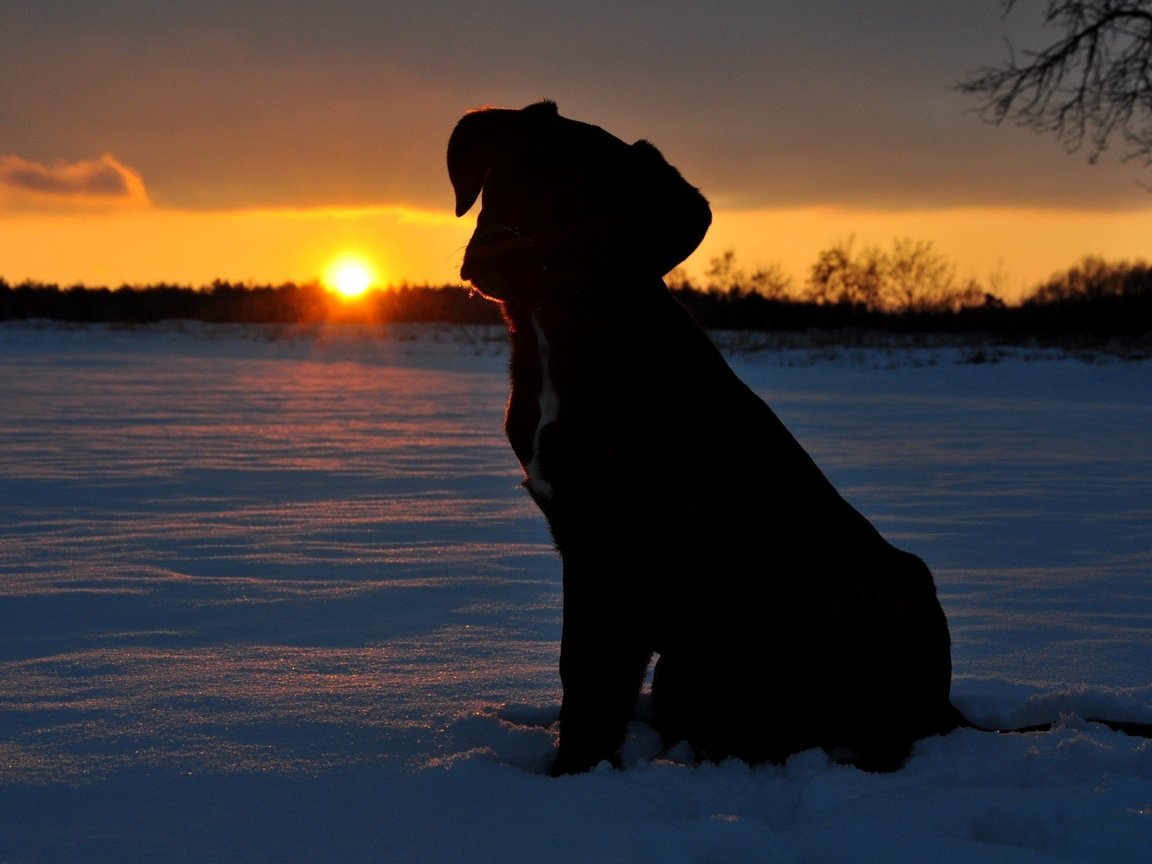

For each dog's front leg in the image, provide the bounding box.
[551,559,651,776]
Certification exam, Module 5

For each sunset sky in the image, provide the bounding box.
[2,1,1150,301]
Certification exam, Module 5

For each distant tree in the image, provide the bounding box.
[704,249,746,294]
[806,237,980,312]
[983,262,1012,307]
[1017,255,1152,336]
[701,249,794,299]
[747,261,794,300]
[1025,254,1152,302]
[886,237,984,312]
[806,237,886,308]
[665,265,696,291]
[959,1,1152,169]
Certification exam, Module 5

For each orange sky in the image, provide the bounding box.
[2,4,1151,303]
[2,202,1149,303]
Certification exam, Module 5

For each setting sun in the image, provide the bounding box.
[323,255,379,299]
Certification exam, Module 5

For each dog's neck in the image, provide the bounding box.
[496,273,674,501]
[498,272,667,333]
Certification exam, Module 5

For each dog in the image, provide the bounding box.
[447,101,1146,775]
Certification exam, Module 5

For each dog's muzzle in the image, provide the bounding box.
[460,224,531,292]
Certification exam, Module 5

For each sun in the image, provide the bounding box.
[323,254,379,299]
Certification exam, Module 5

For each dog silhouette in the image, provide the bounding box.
[448,100,1135,775]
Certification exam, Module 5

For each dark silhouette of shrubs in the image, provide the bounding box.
[0,253,1148,341]
[1018,257,1152,337]
[0,279,503,327]
[801,238,984,313]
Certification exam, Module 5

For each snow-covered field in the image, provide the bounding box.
[1,320,1150,863]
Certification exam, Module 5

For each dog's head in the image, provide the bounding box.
[448,101,711,303]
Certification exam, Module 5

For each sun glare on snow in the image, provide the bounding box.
[323,255,379,299]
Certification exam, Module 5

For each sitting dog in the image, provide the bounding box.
[447,101,965,775]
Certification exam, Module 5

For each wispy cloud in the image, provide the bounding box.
[0,154,150,209]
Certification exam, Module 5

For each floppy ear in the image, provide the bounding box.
[447,101,559,217]
[628,140,712,275]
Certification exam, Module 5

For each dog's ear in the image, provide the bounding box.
[628,140,712,275]
[448,101,559,217]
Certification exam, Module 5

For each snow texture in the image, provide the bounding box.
[1,321,1150,863]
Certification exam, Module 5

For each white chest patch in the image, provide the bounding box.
[526,314,559,500]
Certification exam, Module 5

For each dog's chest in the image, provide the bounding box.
[523,315,560,499]
[504,311,576,504]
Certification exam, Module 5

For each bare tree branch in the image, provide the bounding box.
[959,1,1152,167]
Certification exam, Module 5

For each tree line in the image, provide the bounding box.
[0,280,504,327]
[679,238,989,313]
[1,250,1149,339]
[672,244,1152,339]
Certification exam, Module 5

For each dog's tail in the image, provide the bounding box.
[947,702,1152,738]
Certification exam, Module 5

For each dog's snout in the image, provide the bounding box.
[471,224,521,246]
[460,224,522,284]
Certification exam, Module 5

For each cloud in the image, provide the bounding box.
[0,154,150,209]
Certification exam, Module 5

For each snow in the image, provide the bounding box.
[1,320,1150,863]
